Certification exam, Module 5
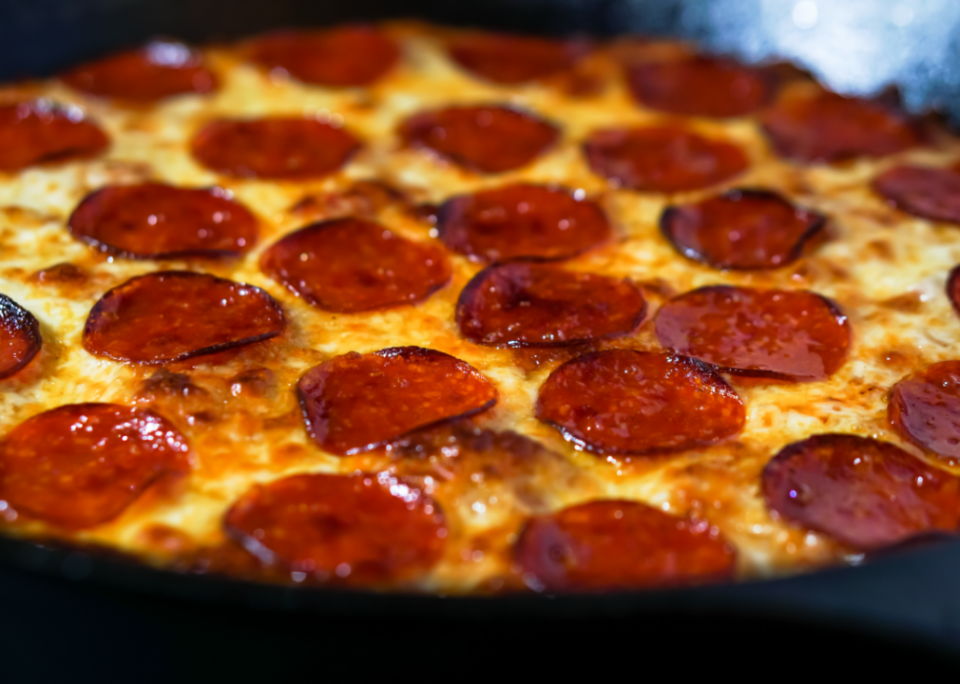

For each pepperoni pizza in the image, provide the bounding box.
[1,23,959,594]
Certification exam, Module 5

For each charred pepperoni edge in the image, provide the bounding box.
[454,262,647,348]
[947,265,960,319]
[0,294,41,380]
[659,188,827,270]
[83,271,286,365]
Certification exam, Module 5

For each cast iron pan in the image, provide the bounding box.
[1,0,960,674]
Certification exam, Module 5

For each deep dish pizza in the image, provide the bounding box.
[1,22,960,594]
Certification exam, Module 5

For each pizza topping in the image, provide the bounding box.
[191,118,360,180]
[0,100,109,172]
[437,183,610,262]
[536,350,745,455]
[83,271,285,365]
[225,472,445,583]
[399,106,559,173]
[872,165,960,225]
[447,33,586,84]
[584,126,748,193]
[60,40,217,102]
[248,26,400,87]
[655,286,851,381]
[297,347,497,455]
[762,434,960,550]
[760,91,921,163]
[0,403,190,529]
[516,500,736,592]
[457,262,646,347]
[661,189,826,270]
[260,218,451,313]
[68,182,258,259]
[627,57,770,118]
[889,361,960,461]
[0,295,41,380]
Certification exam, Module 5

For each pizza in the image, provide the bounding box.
[1,22,960,594]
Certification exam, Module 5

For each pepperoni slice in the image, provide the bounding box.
[260,218,451,313]
[0,295,41,380]
[872,165,960,225]
[225,472,444,584]
[83,271,285,365]
[760,91,921,163]
[516,500,736,592]
[457,262,645,347]
[437,183,610,262]
[762,434,960,550]
[661,189,826,270]
[191,118,360,180]
[297,347,497,455]
[948,266,960,319]
[447,33,586,84]
[399,106,559,174]
[627,57,771,118]
[0,100,108,172]
[584,126,748,193]
[0,403,190,529]
[67,183,258,259]
[247,26,399,87]
[60,40,217,102]
[655,286,850,381]
[536,350,745,455]
[889,361,960,461]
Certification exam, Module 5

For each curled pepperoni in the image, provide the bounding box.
[627,57,771,118]
[0,295,41,380]
[448,33,586,84]
[457,262,645,347]
[889,361,960,461]
[298,347,497,455]
[536,350,745,455]
[260,218,451,313]
[83,271,285,365]
[584,126,748,193]
[68,183,258,259]
[760,92,921,163]
[225,472,444,584]
[762,434,960,550]
[60,40,217,102]
[872,165,960,225]
[661,189,826,270]
[191,118,360,180]
[248,26,399,87]
[655,286,850,381]
[516,500,735,592]
[0,100,108,172]
[437,183,610,262]
[0,403,190,529]
[399,106,559,174]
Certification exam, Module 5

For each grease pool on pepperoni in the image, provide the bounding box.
[448,33,586,84]
[457,262,646,347]
[0,403,190,529]
[225,472,445,584]
[68,183,258,259]
[0,101,108,172]
[872,165,960,225]
[655,286,850,381]
[83,271,285,365]
[297,347,497,455]
[399,106,559,174]
[60,40,217,102]
[248,26,400,87]
[762,434,960,550]
[889,360,960,461]
[260,218,451,313]
[661,189,826,270]
[0,294,41,380]
[191,118,360,180]
[760,91,921,163]
[437,183,610,262]
[584,126,748,193]
[536,349,745,455]
[627,56,771,118]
